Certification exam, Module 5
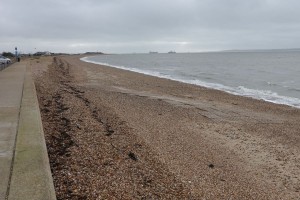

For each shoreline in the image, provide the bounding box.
[32,56,300,199]
[80,55,300,109]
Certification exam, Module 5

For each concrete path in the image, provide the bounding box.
[0,63,25,199]
[0,62,56,200]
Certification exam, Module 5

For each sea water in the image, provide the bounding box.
[81,51,300,108]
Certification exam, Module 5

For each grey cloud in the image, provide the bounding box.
[1,0,300,53]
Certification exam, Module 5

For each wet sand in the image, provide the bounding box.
[32,56,300,199]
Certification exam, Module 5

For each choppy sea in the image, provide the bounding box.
[81,51,300,108]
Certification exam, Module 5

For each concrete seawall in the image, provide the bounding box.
[0,62,56,200]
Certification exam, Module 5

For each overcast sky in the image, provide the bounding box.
[1,0,300,53]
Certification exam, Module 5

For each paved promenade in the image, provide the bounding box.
[0,62,56,200]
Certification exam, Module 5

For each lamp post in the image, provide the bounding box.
[15,47,21,62]
[15,47,18,61]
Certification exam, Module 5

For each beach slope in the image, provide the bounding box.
[32,56,300,199]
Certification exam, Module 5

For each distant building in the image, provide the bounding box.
[84,52,104,55]
[33,51,51,56]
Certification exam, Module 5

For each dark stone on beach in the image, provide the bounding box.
[128,152,138,161]
[208,164,214,168]
[42,108,50,113]
[105,126,114,136]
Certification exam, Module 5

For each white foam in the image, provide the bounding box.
[232,86,300,108]
[80,57,300,108]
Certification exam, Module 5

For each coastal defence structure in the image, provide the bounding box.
[0,62,56,200]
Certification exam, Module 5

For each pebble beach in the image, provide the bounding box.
[31,55,300,199]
